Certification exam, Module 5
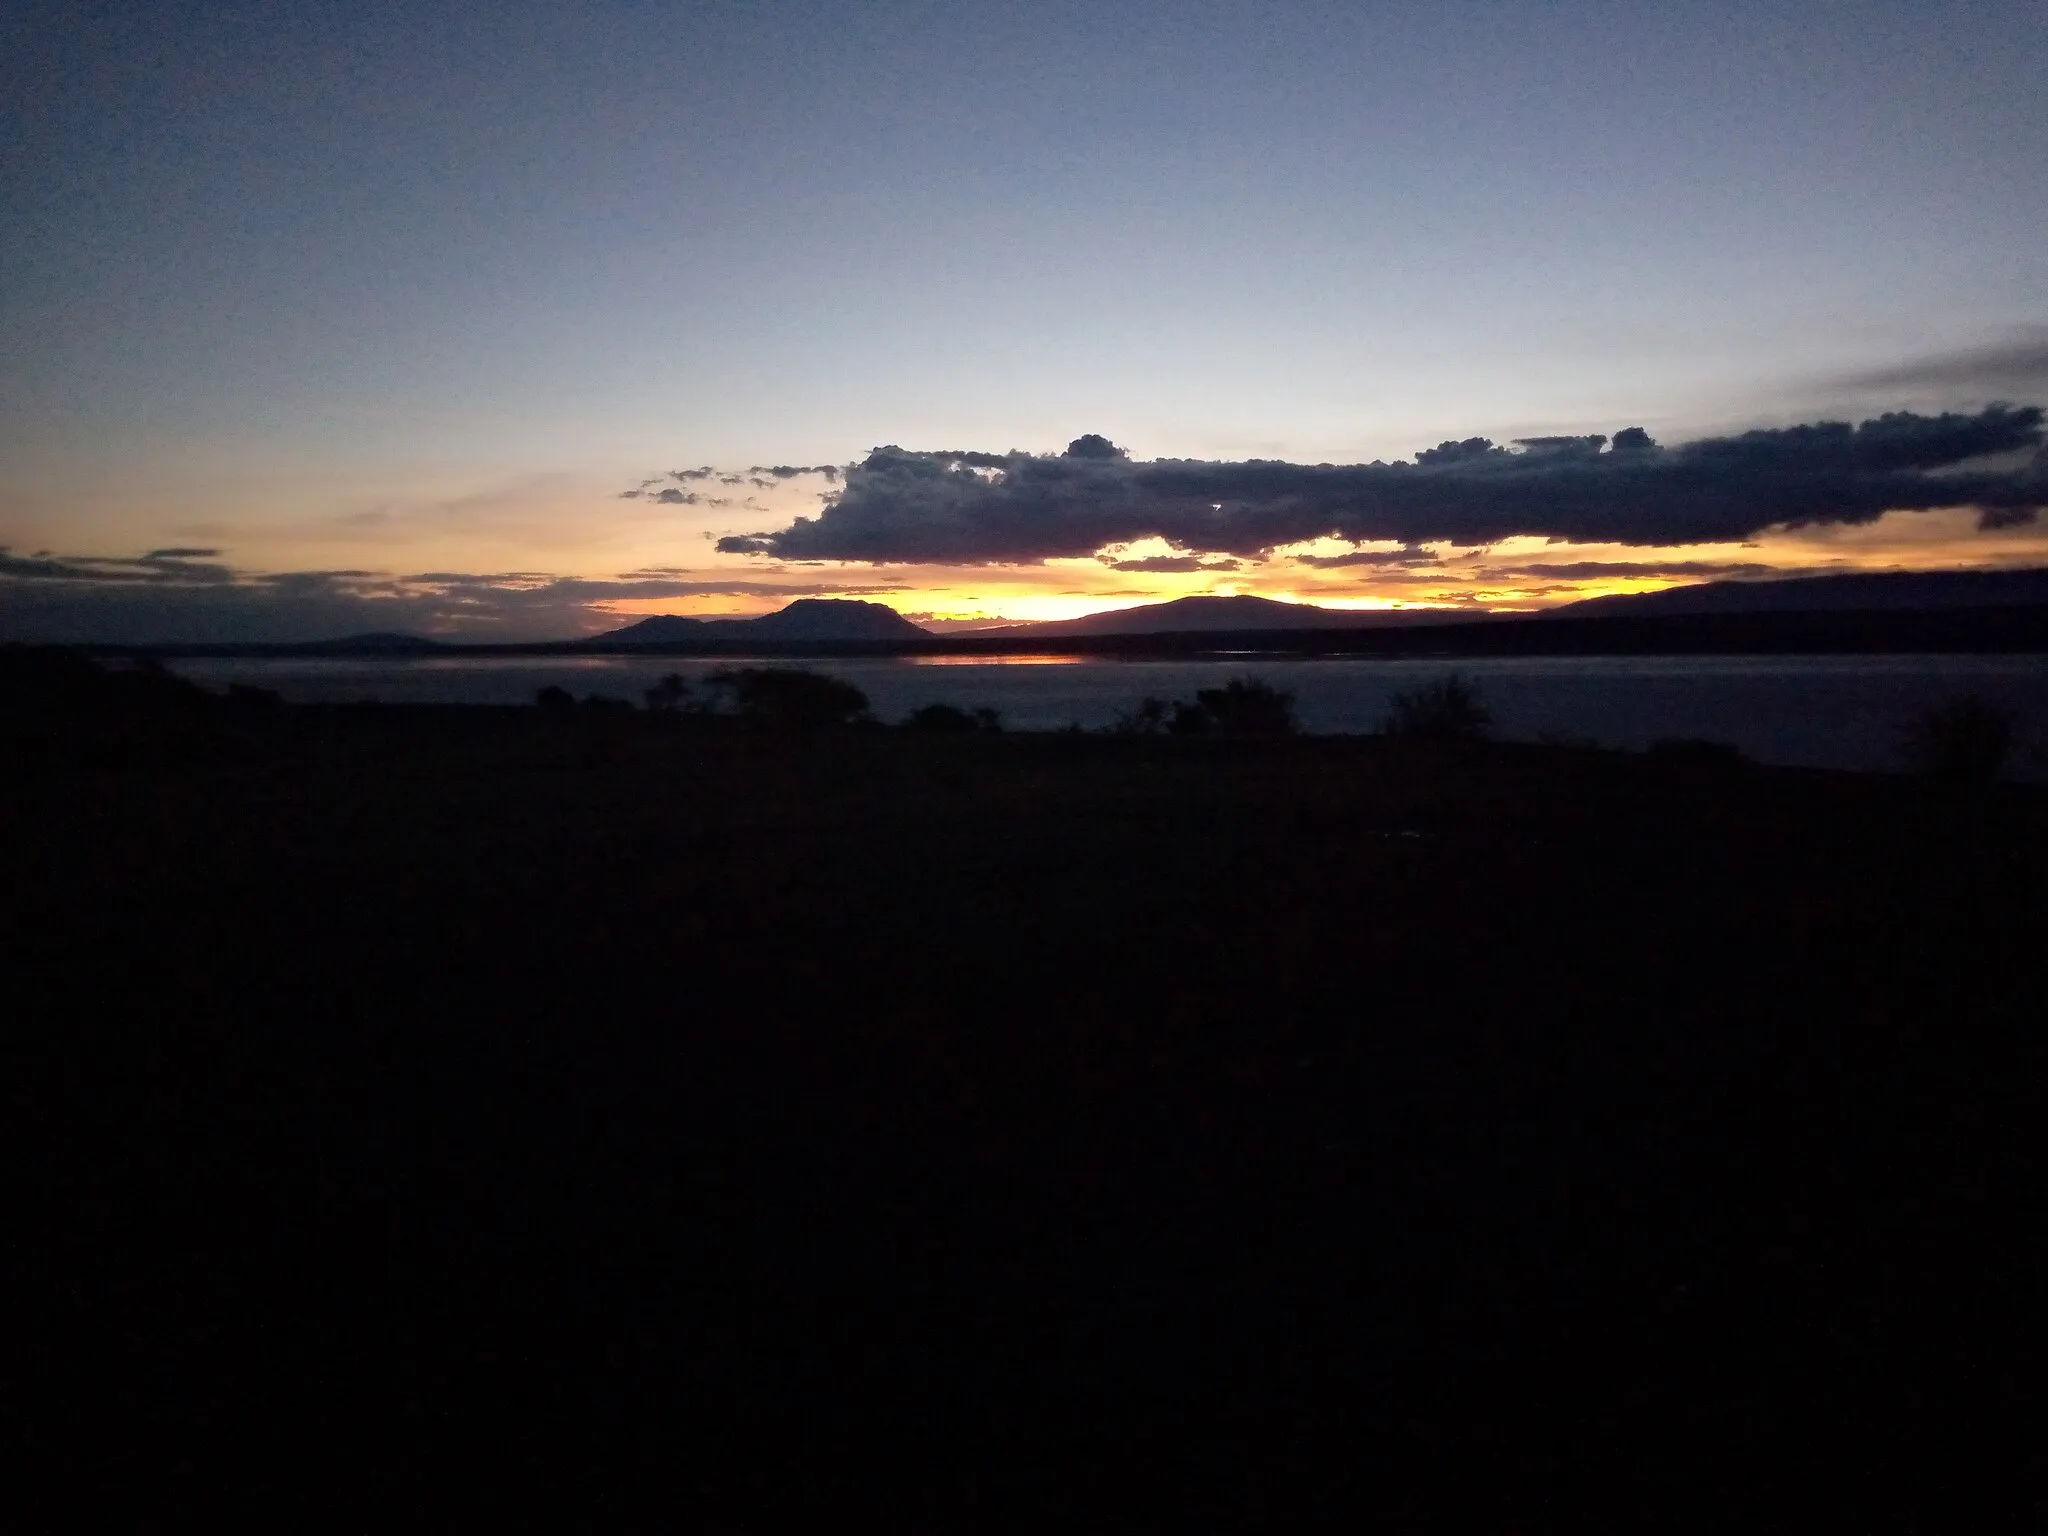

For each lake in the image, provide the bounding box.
[170,652,2048,777]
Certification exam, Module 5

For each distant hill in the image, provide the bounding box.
[596,598,929,644]
[983,594,1482,637]
[325,632,445,653]
[1547,567,2048,618]
[239,631,445,655]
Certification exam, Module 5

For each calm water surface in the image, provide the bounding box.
[172,653,2048,777]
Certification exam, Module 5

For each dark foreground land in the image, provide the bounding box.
[9,707,2047,1528]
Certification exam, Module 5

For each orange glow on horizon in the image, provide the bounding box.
[140,497,2047,638]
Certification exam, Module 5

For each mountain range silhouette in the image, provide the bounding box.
[595,598,930,643]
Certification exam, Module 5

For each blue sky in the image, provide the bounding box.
[4,0,2046,638]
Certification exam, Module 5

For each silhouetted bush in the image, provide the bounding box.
[904,702,1000,732]
[1168,701,1212,736]
[1649,737,1744,765]
[579,693,634,716]
[0,647,209,725]
[535,685,575,713]
[1109,697,1172,736]
[224,683,284,718]
[1382,674,1491,741]
[906,703,973,731]
[1903,696,2013,785]
[643,673,693,712]
[701,667,870,729]
[1192,677,1298,737]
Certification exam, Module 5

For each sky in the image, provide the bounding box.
[4,0,2046,641]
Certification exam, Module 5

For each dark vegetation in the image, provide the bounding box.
[1190,676,1298,736]
[1106,677,1297,737]
[1380,671,1493,741]
[1648,736,1748,766]
[1903,694,2016,785]
[905,701,1003,732]
[8,646,2047,1527]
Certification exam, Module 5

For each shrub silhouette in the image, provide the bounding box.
[1649,737,1744,766]
[643,673,693,713]
[702,667,870,729]
[905,702,1000,732]
[1382,674,1491,741]
[1191,677,1297,737]
[1110,697,1172,736]
[1903,696,2013,784]
[535,684,575,713]
[1167,700,1213,736]
[1,647,209,722]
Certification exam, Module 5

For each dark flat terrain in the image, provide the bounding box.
[9,711,2047,1528]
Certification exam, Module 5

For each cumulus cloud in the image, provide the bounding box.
[713,406,2048,565]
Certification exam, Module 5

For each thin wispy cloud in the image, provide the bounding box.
[1102,555,1244,573]
[1830,330,2048,401]
[0,552,906,644]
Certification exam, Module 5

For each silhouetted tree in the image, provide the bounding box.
[701,667,870,729]
[1110,697,1172,735]
[643,673,693,712]
[1382,674,1491,741]
[1904,696,2013,785]
[1167,700,1213,736]
[1193,677,1297,737]
[0,649,215,753]
[535,685,575,713]
[905,702,1004,732]
[1648,737,1744,766]
[224,683,283,718]
[906,703,977,732]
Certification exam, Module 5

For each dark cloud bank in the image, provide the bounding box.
[717,407,2048,565]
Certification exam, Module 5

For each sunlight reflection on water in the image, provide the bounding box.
[905,654,1082,666]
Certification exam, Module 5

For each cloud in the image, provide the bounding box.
[748,464,844,482]
[0,550,909,644]
[1291,543,1439,569]
[1492,560,1778,580]
[714,407,2048,564]
[1103,554,1243,572]
[0,548,237,585]
[1833,330,2048,399]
